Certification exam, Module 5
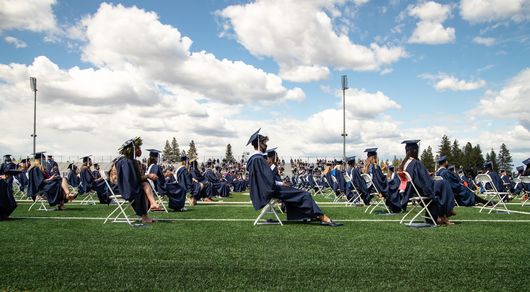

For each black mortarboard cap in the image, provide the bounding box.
[246,128,261,146]
[388,165,395,171]
[34,152,46,159]
[81,155,92,163]
[146,149,161,158]
[364,148,378,157]
[3,154,11,159]
[523,158,530,166]
[437,156,447,164]
[516,166,524,172]
[347,156,356,163]
[266,147,277,158]
[484,161,493,168]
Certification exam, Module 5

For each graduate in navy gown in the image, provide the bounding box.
[435,156,490,206]
[16,159,30,193]
[46,155,59,176]
[514,166,529,195]
[27,152,74,210]
[146,149,187,212]
[386,165,404,212]
[524,158,530,176]
[114,137,156,223]
[344,156,370,204]
[0,169,20,220]
[0,155,16,175]
[330,160,347,197]
[246,129,341,226]
[174,155,194,203]
[204,162,230,197]
[399,140,456,225]
[363,148,402,211]
[66,163,80,187]
[92,164,102,179]
[189,160,214,203]
[0,155,16,192]
[78,156,112,204]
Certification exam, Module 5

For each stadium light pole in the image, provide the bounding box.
[341,75,348,163]
[30,77,37,156]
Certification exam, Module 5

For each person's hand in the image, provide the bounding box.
[148,173,158,180]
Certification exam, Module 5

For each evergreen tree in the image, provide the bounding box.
[421,146,435,173]
[171,137,180,162]
[489,149,498,171]
[188,140,198,160]
[225,144,235,162]
[470,144,484,176]
[162,140,172,162]
[451,139,463,168]
[497,143,513,173]
[438,135,452,162]
[462,142,474,171]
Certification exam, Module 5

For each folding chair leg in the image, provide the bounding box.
[254,202,283,226]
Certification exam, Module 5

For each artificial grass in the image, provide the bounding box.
[1,193,529,291]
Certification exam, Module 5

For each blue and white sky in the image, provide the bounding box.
[0,0,529,163]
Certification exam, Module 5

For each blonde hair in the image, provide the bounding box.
[363,156,377,174]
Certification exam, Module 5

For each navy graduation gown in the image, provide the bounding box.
[486,171,505,192]
[437,168,475,206]
[175,165,193,193]
[0,179,17,219]
[66,170,80,187]
[115,157,147,216]
[79,167,111,204]
[16,170,29,192]
[403,159,455,219]
[386,173,404,212]
[27,167,65,206]
[148,164,186,211]
[204,169,230,197]
[190,169,209,200]
[247,153,323,220]
[345,167,370,204]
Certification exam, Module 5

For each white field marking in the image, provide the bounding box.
[9,216,530,223]
[471,206,530,215]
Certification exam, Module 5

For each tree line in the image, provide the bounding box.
[419,135,513,175]
[161,137,236,163]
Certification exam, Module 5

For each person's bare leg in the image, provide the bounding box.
[142,182,159,208]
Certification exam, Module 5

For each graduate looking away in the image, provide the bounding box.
[246,128,341,227]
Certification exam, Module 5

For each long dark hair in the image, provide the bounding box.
[398,146,419,171]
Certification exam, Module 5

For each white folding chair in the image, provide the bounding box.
[398,171,437,227]
[77,182,97,205]
[311,176,325,196]
[147,179,168,213]
[330,175,348,203]
[103,179,135,224]
[12,179,30,201]
[253,199,283,226]
[362,173,390,214]
[28,193,50,211]
[321,176,335,199]
[475,174,510,214]
[519,176,530,206]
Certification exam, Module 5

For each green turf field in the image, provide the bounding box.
[1,192,529,291]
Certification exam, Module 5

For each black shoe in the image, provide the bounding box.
[320,220,343,227]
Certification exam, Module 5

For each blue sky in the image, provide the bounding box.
[0,0,529,163]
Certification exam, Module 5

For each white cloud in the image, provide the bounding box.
[420,73,486,91]
[78,3,302,104]
[0,0,58,33]
[473,36,496,46]
[476,68,530,119]
[4,36,27,48]
[344,89,401,117]
[408,1,456,45]
[460,0,530,23]
[218,0,406,82]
